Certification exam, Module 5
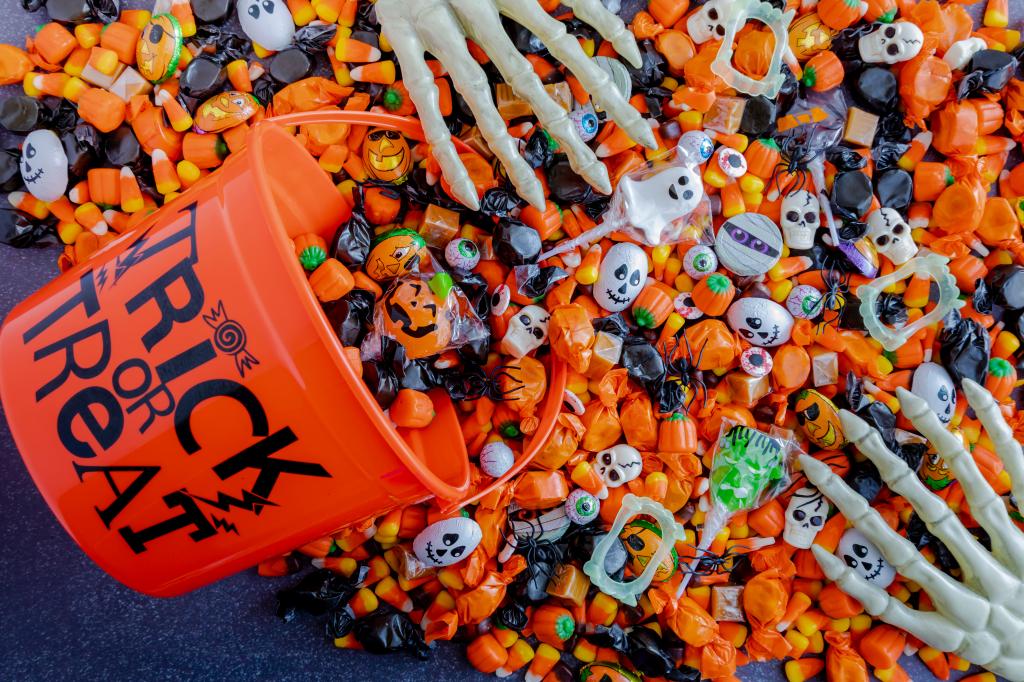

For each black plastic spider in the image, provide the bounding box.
[817,265,851,333]
[443,363,523,402]
[658,332,709,414]
[677,543,749,576]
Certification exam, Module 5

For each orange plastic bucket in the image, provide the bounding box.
[0,111,566,596]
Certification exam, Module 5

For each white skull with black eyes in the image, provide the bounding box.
[780,190,819,250]
[866,207,917,265]
[912,362,957,425]
[501,304,550,359]
[20,130,68,203]
[725,298,794,348]
[687,0,727,44]
[237,0,295,51]
[594,242,648,312]
[594,444,642,488]
[617,164,703,245]
[784,486,828,549]
[837,528,896,587]
[858,21,924,65]
[413,516,482,567]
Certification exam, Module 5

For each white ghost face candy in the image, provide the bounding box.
[20,130,68,203]
[837,528,896,588]
[715,213,783,276]
[726,297,793,347]
[413,516,482,567]
[780,190,820,250]
[617,164,703,245]
[784,486,828,549]
[479,441,515,478]
[912,362,957,424]
[594,444,642,488]
[595,242,647,312]
[866,207,917,265]
[237,0,294,51]
[501,305,550,359]
[687,0,727,44]
[858,21,924,65]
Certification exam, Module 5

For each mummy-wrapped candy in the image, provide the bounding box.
[783,486,828,549]
[479,441,515,478]
[912,362,957,425]
[413,516,482,567]
[500,305,549,358]
[866,208,917,265]
[594,444,642,488]
[237,0,295,52]
[726,298,794,347]
[19,130,68,202]
[594,243,647,312]
[715,213,783,276]
[836,528,896,588]
[780,190,819,250]
[858,22,925,65]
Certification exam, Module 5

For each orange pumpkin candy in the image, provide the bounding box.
[137,13,182,83]
[193,91,259,134]
[801,51,844,92]
[363,127,412,183]
[381,278,452,359]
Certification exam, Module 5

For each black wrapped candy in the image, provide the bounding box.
[269,49,315,84]
[853,67,898,114]
[0,96,42,133]
[179,56,227,102]
[276,569,360,621]
[830,170,873,220]
[192,0,231,24]
[740,96,776,137]
[353,608,430,659]
[938,310,991,386]
[493,219,541,266]
[988,264,1024,310]
[329,202,373,267]
[324,289,375,347]
[874,169,913,213]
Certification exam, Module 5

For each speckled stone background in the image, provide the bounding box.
[0,1,1014,680]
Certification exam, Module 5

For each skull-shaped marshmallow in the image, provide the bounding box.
[501,305,550,358]
[595,444,642,489]
[595,242,648,312]
[617,164,703,245]
[866,207,917,265]
[912,362,956,425]
[858,21,924,65]
[687,0,727,44]
[836,528,896,588]
[780,190,820,250]
[783,486,828,549]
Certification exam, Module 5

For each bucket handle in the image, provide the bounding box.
[254,111,569,508]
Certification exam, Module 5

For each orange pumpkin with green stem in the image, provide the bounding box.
[658,412,698,453]
[818,0,868,29]
[309,258,354,302]
[691,273,735,316]
[986,357,1017,401]
[632,281,675,329]
[531,604,576,649]
[744,138,781,180]
[801,51,844,92]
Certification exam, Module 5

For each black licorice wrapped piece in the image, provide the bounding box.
[494,604,528,632]
[363,359,400,409]
[830,170,873,220]
[192,0,231,24]
[740,96,776,137]
[269,49,315,84]
[547,158,598,206]
[513,264,567,300]
[874,168,913,212]
[523,129,557,169]
[324,289,375,347]
[276,569,360,621]
[846,457,883,502]
[938,310,991,386]
[493,219,541,266]
[61,124,99,178]
[179,56,227,101]
[103,126,144,174]
[988,264,1024,310]
[958,50,1017,99]
[41,0,90,23]
[0,151,21,192]
[330,201,373,267]
[353,608,430,659]
[0,207,55,247]
[825,146,867,172]
[293,24,337,53]
[627,627,678,678]
[0,96,42,133]
[853,67,898,114]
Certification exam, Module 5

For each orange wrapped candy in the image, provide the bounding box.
[825,631,870,682]
[701,634,738,678]
[733,28,775,80]
[580,369,630,451]
[271,77,353,115]
[899,53,951,126]
[665,596,718,646]
[932,100,980,156]
[933,159,987,234]
[682,319,739,371]
[501,355,546,435]
[548,304,595,373]
[742,568,792,661]
[513,470,570,510]
[455,555,526,624]
[533,413,586,470]
[620,390,658,450]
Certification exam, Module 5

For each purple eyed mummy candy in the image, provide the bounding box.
[715,213,783,276]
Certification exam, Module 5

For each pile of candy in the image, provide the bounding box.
[3,0,1024,680]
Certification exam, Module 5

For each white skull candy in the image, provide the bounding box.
[594,444,642,489]
[866,207,918,265]
[912,362,957,425]
[780,190,819,250]
[595,242,648,312]
[500,304,550,359]
[616,164,703,245]
[858,21,924,65]
[836,528,896,588]
[20,130,68,203]
[687,0,727,44]
[943,37,987,71]
[237,0,295,51]
[783,486,828,549]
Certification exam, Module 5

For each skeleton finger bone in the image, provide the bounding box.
[448,0,612,195]
[377,0,480,209]
[495,0,657,151]
[562,0,643,68]
[896,386,1024,574]
[963,378,1024,508]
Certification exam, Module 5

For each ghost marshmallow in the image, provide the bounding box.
[615,164,703,245]
[501,305,550,359]
[715,213,783,276]
[726,297,794,347]
[912,362,957,424]
[784,486,828,549]
[237,0,295,52]
[20,130,68,203]
[594,242,648,312]
[836,528,896,588]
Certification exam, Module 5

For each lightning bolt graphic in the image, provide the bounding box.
[188,489,278,515]
[210,515,239,535]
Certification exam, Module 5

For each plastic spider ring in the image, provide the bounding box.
[582,494,687,607]
[710,0,796,99]
[858,253,964,352]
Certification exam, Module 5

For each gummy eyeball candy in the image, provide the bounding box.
[490,284,511,316]
[726,298,794,347]
[836,528,896,587]
[682,244,718,279]
[678,130,714,164]
[479,441,515,478]
[740,346,773,377]
[237,0,295,52]
[413,516,482,567]
[715,147,747,178]
[715,213,783,276]
[594,242,647,312]
[787,284,825,319]
[569,108,600,142]
[673,291,703,320]
[19,130,67,202]
[445,238,480,271]
[565,489,600,524]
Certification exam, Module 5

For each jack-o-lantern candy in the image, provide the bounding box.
[193,91,260,134]
[794,389,847,449]
[137,14,183,83]
[363,127,412,183]
[788,12,835,61]
[381,277,452,359]
[366,228,427,281]
[579,663,641,682]
[620,518,677,582]
[920,451,953,491]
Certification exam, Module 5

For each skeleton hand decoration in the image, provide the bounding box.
[801,380,1024,680]
[375,0,657,210]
